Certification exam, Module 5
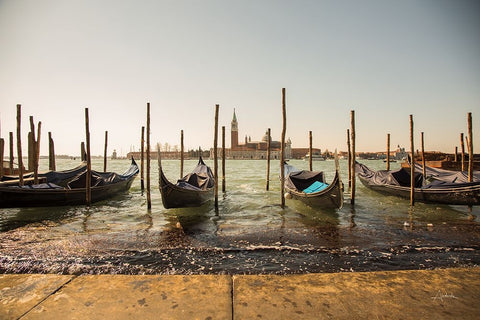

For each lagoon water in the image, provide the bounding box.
[0,158,479,274]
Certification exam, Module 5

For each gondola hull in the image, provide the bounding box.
[0,160,138,208]
[285,170,343,209]
[356,162,480,206]
[159,170,213,209]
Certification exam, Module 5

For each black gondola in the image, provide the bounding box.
[283,157,344,209]
[158,156,214,209]
[356,161,480,206]
[0,159,139,208]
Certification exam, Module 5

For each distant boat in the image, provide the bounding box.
[284,154,343,209]
[158,156,214,209]
[0,159,138,208]
[383,159,397,163]
[303,153,325,161]
[356,161,480,206]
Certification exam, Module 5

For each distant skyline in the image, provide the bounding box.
[1,0,479,156]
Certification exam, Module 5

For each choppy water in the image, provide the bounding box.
[0,158,479,275]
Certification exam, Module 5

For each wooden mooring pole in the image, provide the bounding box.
[421,132,426,183]
[280,88,286,209]
[386,133,390,171]
[347,129,351,188]
[140,126,145,192]
[409,114,415,207]
[309,131,313,171]
[467,112,473,182]
[350,110,356,206]
[16,104,24,186]
[0,137,4,179]
[85,108,92,206]
[103,131,108,172]
[146,103,151,210]
[265,128,271,191]
[222,126,226,193]
[214,104,219,210]
[81,142,86,162]
[48,132,56,171]
[180,130,184,179]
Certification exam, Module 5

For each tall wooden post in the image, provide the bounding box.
[146,103,151,209]
[103,131,108,172]
[421,132,426,184]
[28,132,34,171]
[460,133,465,171]
[180,129,184,179]
[85,108,92,205]
[309,130,313,171]
[347,129,351,188]
[386,133,390,171]
[9,132,14,174]
[140,126,145,191]
[468,112,473,182]
[266,128,271,191]
[214,104,219,210]
[48,132,56,171]
[280,88,287,209]
[454,146,458,162]
[16,105,24,186]
[350,110,356,205]
[222,126,226,193]
[409,114,415,206]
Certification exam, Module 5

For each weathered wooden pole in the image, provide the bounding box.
[467,112,473,182]
[347,129,351,188]
[386,133,390,171]
[140,126,145,191]
[28,132,34,171]
[180,129,184,179]
[350,110,356,205]
[421,132,426,184]
[48,132,56,171]
[213,104,219,210]
[222,126,226,193]
[409,114,415,207]
[454,146,458,162]
[103,131,108,172]
[309,130,313,171]
[280,88,287,209]
[9,132,14,174]
[460,133,465,171]
[85,108,92,205]
[265,128,271,191]
[16,105,24,186]
[146,103,151,210]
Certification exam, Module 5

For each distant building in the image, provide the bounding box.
[210,109,292,159]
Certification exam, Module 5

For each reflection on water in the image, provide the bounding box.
[0,158,479,274]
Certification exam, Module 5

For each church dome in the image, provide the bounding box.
[262,131,271,143]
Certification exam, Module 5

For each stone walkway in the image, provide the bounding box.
[1,267,479,319]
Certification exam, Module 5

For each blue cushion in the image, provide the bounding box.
[303,181,329,193]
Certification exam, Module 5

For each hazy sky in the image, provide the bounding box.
[1,0,479,156]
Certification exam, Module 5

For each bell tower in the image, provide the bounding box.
[231,108,238,149]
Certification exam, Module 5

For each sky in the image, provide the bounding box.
[0,0,479,157]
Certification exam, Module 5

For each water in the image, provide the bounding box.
[1,158,479,275]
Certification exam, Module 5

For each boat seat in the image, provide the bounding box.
[303,181,329,193]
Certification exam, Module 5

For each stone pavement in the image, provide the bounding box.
[1,267,479,319]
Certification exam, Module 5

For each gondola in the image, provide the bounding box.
[158,155,214,209]
[283,155,344,209]
[0,158,139,208]
[355,161,480,206]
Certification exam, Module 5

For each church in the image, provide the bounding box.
[211,109,292,160]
